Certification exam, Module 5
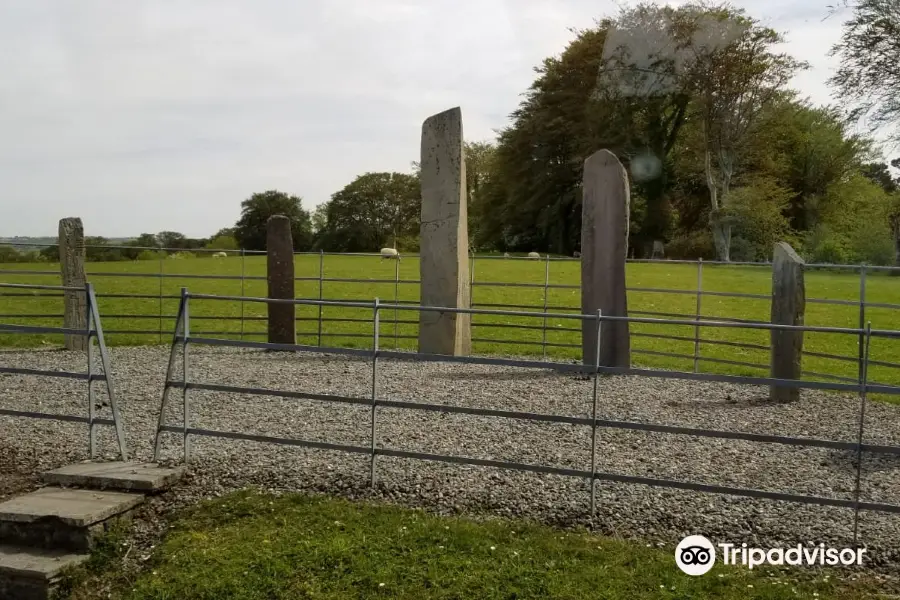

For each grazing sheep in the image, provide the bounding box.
[573,251,581,258]
[380,247,400,260]
[503,252,510,258]
[527,251,541,259]
[212,251,228,258]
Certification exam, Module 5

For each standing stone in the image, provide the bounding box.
[59,218,87,351]
[770,242,805,402]
[581,150,630,368]
[266,215,295,345]
[418,107,471,356]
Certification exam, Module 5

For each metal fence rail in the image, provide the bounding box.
[2,250,900,382]
[153,290,900,543]
[0,282,128,459]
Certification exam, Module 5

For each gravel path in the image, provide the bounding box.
[3,345,900,571]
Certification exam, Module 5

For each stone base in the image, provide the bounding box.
[0,488,143,552]
[42,462,185,493]
[0,545,87,600]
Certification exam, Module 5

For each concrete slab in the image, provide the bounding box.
[0,544,87,579]
[0,488,142,527]
[41,461,185,493]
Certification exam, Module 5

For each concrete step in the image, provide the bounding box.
[0,544,88,600]
[42,461,185,493]
[0,488,143,553]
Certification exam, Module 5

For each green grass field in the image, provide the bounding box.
[1,254,899,389]
[60,490,884,600]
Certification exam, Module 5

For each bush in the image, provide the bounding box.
[168,251,195,260]
[803,226,849,264]
[664,231,716,260]
[728,236,757,262]
[847,226,895,265]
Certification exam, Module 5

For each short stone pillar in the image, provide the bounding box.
[58,217,88,351]
[770,242,805,402]
[418,107,471,356]
[266,215,295,346]
[581,150,630,368]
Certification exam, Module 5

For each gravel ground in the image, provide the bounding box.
[3,345,900,574]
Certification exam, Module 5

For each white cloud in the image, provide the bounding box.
[0,0,875,238]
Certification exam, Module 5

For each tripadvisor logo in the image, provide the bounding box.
[674,535,868,575]
[676,535,716,576]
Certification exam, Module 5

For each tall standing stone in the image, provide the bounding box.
[581,150,630,368]
[770,242,805,402]
[59,217,87,351]
[266,215,295,346]
[418,107,471,356]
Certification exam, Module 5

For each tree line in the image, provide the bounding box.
[2,1,897,266]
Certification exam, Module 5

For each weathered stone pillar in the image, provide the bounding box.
[59,217,87,351]
[266,215,295,345]
[418,107,471,356]
[770,242,805,402]
[581,150,630,368]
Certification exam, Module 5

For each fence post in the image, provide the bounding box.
[369,298,381,486]
[317,250,324,347]
[852,321,872,544]
[59,217,88,351]
[858,265,867,383]
[85,285,96,458]
[589,309,602,525]
[393,258,400,349]
[693,258,703,373]
[182,288,191,463]
[158,250,164,343]
[240,249,246,340]
[542,255,550,359]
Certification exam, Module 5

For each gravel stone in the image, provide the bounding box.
[3,345,900,575]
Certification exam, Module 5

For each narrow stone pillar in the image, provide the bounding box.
[418,107,471,356]
[770,242,805,402]
[581,150,630,368]
[58,217,87,351]
[266,215,295,345]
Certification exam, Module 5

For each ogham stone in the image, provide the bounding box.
[418,107,471,356]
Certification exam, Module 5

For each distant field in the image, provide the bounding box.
[1,254,899,389]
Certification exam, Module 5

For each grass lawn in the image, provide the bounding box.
[1,254,899,388]
[59,489,888,600]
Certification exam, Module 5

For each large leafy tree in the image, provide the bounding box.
[829,0,900,143]
[684,7,805,260]
[234,190,313,251]
[314,172,420,252]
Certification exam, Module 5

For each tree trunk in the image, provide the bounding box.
[712,220,731,263]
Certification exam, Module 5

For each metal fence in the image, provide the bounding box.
[2,245,900,385]
[153,289,900,544]
[0,282,128,459]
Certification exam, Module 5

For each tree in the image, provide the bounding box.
[829,0,900,143]
[156,231,187,250]
[465,141,498,249]
[683,6,805,261]
[234,190,313,251]
[314,172,420,252]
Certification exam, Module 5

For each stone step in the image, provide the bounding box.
[41,461,185,493]
[0,544,88,600]
[0,488,143,553]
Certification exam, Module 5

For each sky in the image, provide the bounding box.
[0,0,875,238]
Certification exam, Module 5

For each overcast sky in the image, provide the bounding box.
[0,0,870,238]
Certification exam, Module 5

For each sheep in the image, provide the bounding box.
[212,251,228,258]
[503,252,510,258]
[573,251,581,258]
[380,247,400,261]
[527,251,541,259]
